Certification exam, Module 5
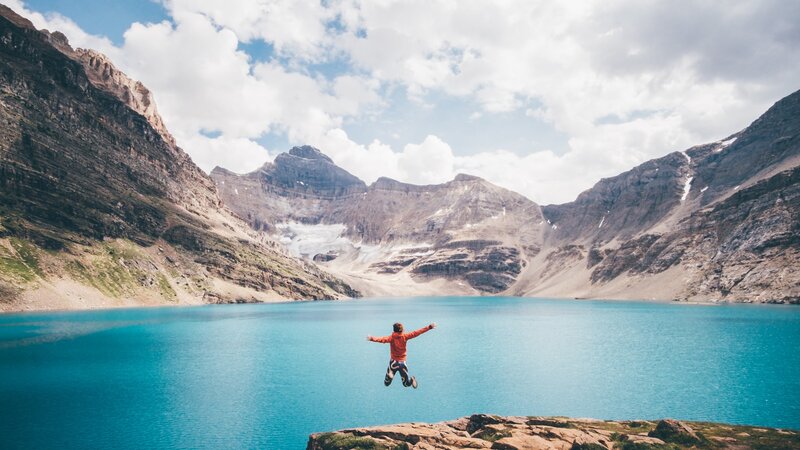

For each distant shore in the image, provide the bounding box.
[3,292,798,315]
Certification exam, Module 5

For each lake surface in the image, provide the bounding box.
[1,297,798,449]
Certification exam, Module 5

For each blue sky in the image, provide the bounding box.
[25,0,569,159]
[11,0,800,203]
[26,0,166,44]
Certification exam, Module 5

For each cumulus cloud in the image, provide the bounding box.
[9,0,800,203]
[163,0,336,60]
[178,134,271,173]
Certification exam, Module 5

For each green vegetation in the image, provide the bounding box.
[615,442,679,450]
[473,427,513,442]
[685,422,800,450]
[311,417,800,450]
[0,238,42,283]
[597,419,800,450]
[65,241,177,300]
[528,418,575,429]
[571,443,610,450]
[313,432,407,450]
[155,272,177,301]
[65,256,138,298]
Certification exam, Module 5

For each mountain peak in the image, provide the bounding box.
[74,48,174,145]
[453,173,483,182]
[287,145,333,163]
[0,5,35,30]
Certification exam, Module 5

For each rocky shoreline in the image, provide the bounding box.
[307,414,799,449]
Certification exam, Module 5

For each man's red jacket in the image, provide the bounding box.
[369,325,433,361]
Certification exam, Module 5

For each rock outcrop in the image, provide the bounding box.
[307,415,799,449]
[0,5,357,311]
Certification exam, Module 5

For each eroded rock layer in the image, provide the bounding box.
[0,5,356,311]
[307,414,799,450]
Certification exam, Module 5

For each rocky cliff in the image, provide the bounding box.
[213,156,546,295]
[307,414,799,450]
[0,5,356,311]
[531,90,800,303]
[213,87,799,303]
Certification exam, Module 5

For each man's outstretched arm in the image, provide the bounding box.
[404,322,436,340]
[367,335,392,343]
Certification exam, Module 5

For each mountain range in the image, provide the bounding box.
[212,95,799,303]
[0,4,797,311]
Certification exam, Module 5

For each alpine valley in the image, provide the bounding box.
[1,5,798,311]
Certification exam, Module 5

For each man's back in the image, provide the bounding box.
[369,324,434,361]
[367,322,436,389]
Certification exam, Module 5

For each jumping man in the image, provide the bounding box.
[367,322,436,389]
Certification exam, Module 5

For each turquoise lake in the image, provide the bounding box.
[1,297,799,449]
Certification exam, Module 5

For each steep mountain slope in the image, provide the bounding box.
[529,89,800,302]
[213,150,546,295]
[216,90,799,303]
[543,90,800,245]
[0,6,355,311]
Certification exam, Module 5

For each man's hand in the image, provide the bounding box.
[429,322,437,329]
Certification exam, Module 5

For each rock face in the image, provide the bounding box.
[307,415,799,449]
[213,157,545,294]
[214,85,799,303]
[260,146,367,199]
[533,90,800,303]
[0,5,356,311]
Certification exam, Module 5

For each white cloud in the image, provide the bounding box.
[178,133,270,173]
[163,0,336,60]
[8,0,799,204]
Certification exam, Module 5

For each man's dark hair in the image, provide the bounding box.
[393,322,403,333]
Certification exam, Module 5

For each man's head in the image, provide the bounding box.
[393,322,403,333]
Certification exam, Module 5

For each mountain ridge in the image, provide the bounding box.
[214,90,800,303]
[0,5,357,311]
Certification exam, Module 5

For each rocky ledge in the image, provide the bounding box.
[307,414,798,450]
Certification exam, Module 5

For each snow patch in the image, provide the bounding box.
[275,223,350,258]
[433,207,452,217]
[700,186,708,193]
[681,176,694,201]
[714,137,737,152]
[234,188,239,195]
[681,151,691,164]
[551,224,558,230]
[598,216,606,228]
[502,207,506,216]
